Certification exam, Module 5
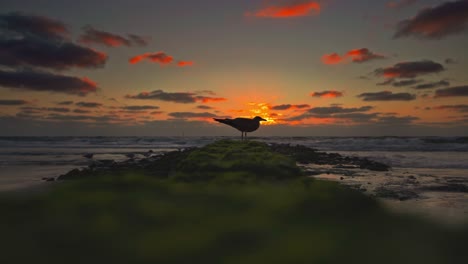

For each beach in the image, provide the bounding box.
[1,139,467,264]
[1,136,467,224]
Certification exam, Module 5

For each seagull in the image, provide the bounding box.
[213,116,267,140]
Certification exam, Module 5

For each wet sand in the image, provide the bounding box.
[0,165,77,192]
[301,164,468,226]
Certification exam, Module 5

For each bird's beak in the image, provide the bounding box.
[260,118,267,121]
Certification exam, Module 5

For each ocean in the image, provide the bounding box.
[1,136,467,224]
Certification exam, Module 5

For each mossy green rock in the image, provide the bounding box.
[173,140,303,182]
[1,175,467,264]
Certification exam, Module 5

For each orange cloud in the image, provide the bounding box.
[197,97,227,103]
[346,48,385,63]
[321,53,345,65]
[247,1,321,18]
[311,90,344,98]
[129,52,173,65]
[323,48,385,65]
[177,61,194,67]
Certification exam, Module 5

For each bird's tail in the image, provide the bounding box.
[213,118,230,125]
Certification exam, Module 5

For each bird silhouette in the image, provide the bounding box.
[214,116,267,140]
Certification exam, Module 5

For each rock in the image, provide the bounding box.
[83,153,94,159]
[59,142,392,182]
[359,160,389,171]
[57,168,88,180]
[374,187,419,201]
[42,177,55,182]
[422,184,468,193]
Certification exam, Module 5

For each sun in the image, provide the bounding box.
[247,102,277,125]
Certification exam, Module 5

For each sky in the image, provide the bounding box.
[1,0,468,136]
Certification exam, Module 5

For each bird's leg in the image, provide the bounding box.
[241,132,244,140]
[245,132,247,140]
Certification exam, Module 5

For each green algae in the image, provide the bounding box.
[0,140,467,264]
[173,140,303,182]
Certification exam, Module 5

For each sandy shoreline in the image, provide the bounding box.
[2,143,467,226]
[302,164,468,226]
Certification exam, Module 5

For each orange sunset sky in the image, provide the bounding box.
[0,0,467,136]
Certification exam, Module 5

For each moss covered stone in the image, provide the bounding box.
[173,140,303,183]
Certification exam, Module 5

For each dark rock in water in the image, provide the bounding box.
[268,143,390,171]
[56,141,390,181]
[42,177,55,182]
[374,187,419,201]
[334,165,360,169]
[57,168,90,180]
[359,160,389,171]
[125,153,136,159]
[83,153,93,159]
[422,184,468,193]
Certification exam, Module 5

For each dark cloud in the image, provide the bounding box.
[271,104,292,110]
[125,90,226,104]
[333,113,379,122]
[121,105,159,111]
[46,107,70,113]
[434,105,468,112]
[0,69,98,96]
[308,106,373,115]
[393,79,423,87]
[374,60,445,78]
[0,13,107,71]
[79,26,149,47]
[0,12,68,39]
[358,91,416,101]
[168,112,217,119]
[377,79,395,86]
[56,101,74,105]
[44,114,113,122]
[126,90,196,103]
[0,99,29,106]
[377,115,419,124]
[0,37,107,70]
[445,58,458,64]
[286,106,378,123]
[413,80,450,89]
[197,105,213,110]
[270,104,310,110]
[128,34,150,46]
[75,102,102,108]
[394,0,468,39]
[378,78,423,87]
[73,109,91,114]
[434,85,468,97]
[18,106,69,113]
